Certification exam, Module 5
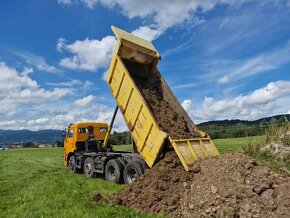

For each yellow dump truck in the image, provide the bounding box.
[106,26,219,171]
[64,26,219,184]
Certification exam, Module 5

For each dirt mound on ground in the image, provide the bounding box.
[112,152,290,217]
[123,60,197,139]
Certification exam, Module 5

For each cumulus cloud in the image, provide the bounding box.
[58,36,116,71]
[182,80,290,123]
[0,63,128,130]
[0,100,128,131]
[14,51,60,73]
[74,95,96,106]
[21,67,34,76]
[47,79,82,87]
[0,62,72,117]
[68,0,257,34]
[131,26,161,42]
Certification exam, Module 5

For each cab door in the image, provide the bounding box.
[64,128,75,165]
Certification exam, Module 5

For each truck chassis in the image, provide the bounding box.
[68,150,146,184]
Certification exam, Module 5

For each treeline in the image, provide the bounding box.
[197,115,290,139]
[110,131,132,145]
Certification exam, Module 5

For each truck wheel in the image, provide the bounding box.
[123,160,144,184]
[105,159,124,184]
[133,160,146,174]
[68,155,78,173]
[84,157,95,178]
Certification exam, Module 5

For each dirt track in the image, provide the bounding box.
[113,152,290,217]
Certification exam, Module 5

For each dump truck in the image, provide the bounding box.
[64,26,219,184]
[64,116,146,184]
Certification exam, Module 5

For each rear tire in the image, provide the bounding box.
[84,157,95,178]
[68,155,78,173]
[105,159,124,184]
[123,160,144,184]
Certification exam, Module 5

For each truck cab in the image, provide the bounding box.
[64,122,109,166]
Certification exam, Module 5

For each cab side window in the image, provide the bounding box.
[100,127,107,133]
[78,128,87,134]
[67,129,74,138]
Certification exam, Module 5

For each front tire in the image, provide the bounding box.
[68,155,77,173]
[84,157,95,178]
[105,159,124,184]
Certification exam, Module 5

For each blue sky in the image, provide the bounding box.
[0,0,290,130]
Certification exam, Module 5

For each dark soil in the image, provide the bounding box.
[92,192,108,204]
[112,152,290,217]
[123,60,197,139]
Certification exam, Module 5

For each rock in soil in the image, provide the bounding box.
[112,152,290,217]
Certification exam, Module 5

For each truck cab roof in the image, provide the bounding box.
[68,122,108,128]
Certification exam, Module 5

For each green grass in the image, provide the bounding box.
[0,136,264,217]
[113,144,133,152]
[113,136,266,155]
[0,148,163,218]
[213,135,265,154]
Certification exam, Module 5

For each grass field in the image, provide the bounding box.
[0,136,260,217]
[114,135,266,154]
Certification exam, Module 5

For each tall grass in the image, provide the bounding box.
[243,118,290,172]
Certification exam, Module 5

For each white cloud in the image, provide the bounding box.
[0,101,128,131]
[217,75,229,84]
[21,67,34,76]
[131,26,161,42]
[181,99,193,112]
[61,0,259,37]
[56,37,66,52]
[47,79,82,87]
[59,36,116,71]
[14,51,60,73]
[74,95,96,106]
[58,0,73,5]
[0,62,71,117]
[182,80,290,123]
[0,63,125,131]
[212,42,290,84]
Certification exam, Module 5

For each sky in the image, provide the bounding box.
[0,0,290,131]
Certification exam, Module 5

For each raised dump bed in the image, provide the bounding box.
[106,26,219,171]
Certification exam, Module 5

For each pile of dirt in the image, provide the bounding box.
[123,60,196,139]
[112,151,290,217]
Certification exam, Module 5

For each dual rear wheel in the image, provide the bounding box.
[105,159,145,184]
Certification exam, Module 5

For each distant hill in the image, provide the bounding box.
[0,129,62,144]
[0,114,289,143]
[197,114,290,139]
[197,114,290,126]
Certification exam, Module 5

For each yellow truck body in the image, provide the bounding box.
[106,26,219,171]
